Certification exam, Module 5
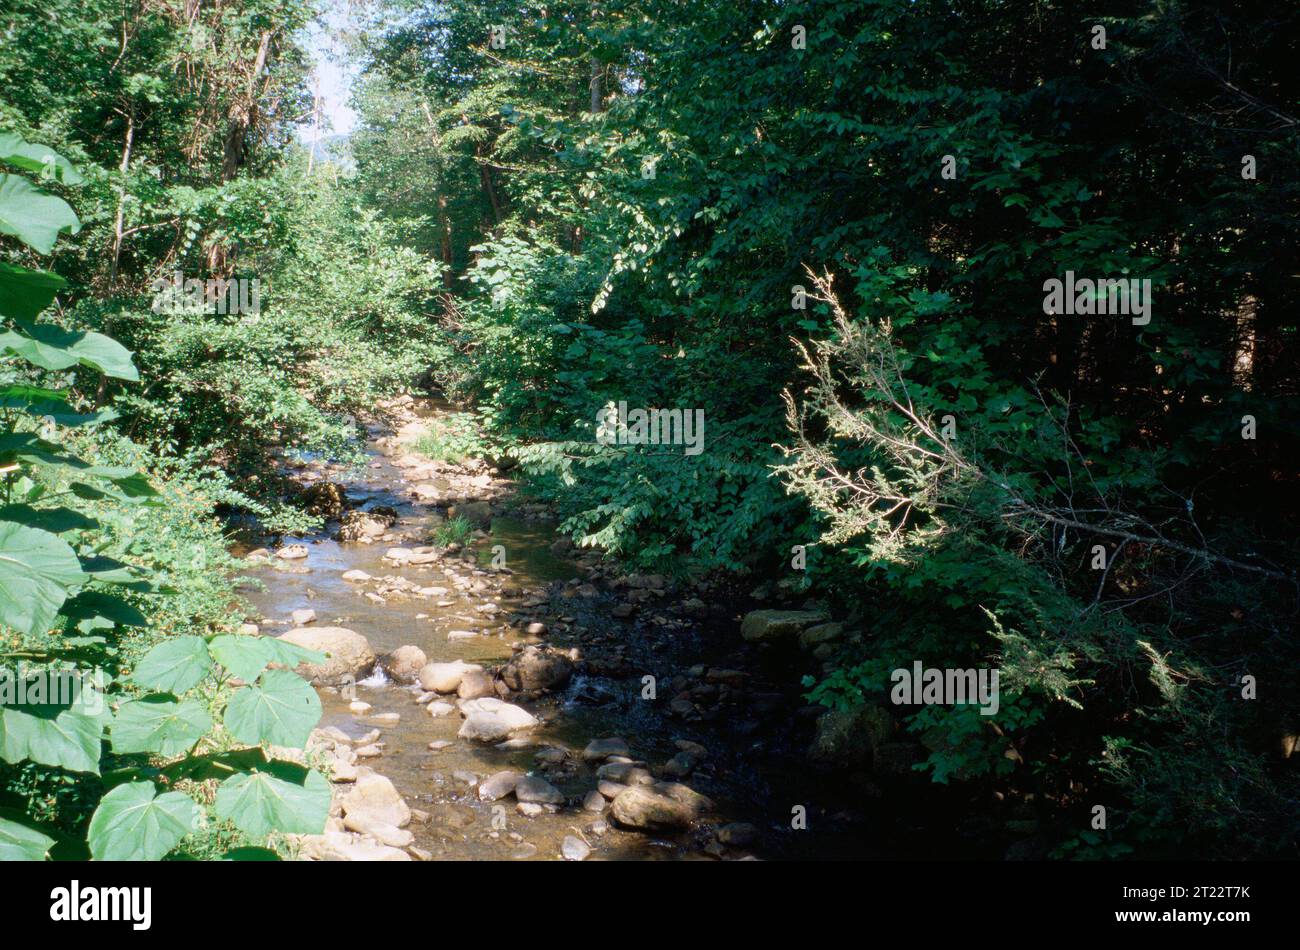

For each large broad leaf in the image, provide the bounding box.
[0,816,54,861]
[0,173,80,254]
[110,696,212,758]
[0,702,102,774]
[87,782,196,861]
[224,669,320,748]
[80,466,156,497]
[262,637,326,668]
[208,634,274,682]
[0,521,85,634]
[131,637,212,694]
[0,322,138,381]
[0,432,82,474]
[0,503,98,534]
[0,134,84,185]
[79,555,142,583]
[0,262,66,320]
[60,589,147,633]
[213,762,329,838]
[0,384,116,427]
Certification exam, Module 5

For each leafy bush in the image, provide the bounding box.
[0,139,330,861]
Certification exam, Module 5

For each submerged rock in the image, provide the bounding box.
[478,771,521,802]
[561,835,591,861]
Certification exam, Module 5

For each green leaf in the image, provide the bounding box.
[79,555,142,583]
[0,262,66,319]
[0,173,80,254]
[0,816,54,861]
[111,696,212,757]
[131,637,213,694]
[0,702,102,774]
[0,134,84,185]
[87,782,196,861]
[0,384,117,427]
[0,503,99,534]
[0,322,139,381]
[208,635,273,682]
[223,669,321,748]
[60,589,147,633]
[80,466,157,497]
[222,846,281,861]
[213,762,329,838]
[0,521,85,634]
[262,637,326,668]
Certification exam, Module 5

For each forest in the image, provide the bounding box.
[0,0,1296,867]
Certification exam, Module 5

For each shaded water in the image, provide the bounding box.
[236,405,744,860]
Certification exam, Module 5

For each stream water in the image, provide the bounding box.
[233,399,882,860]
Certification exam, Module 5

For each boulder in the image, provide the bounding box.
[343,814,413,848]
[447,501,492,527]
[340,773,410,829]
[514,775,564,805]
[740,609,829,643]
[478,771,521,802]
[337,508,397,542]
[582,737,630,762]
[799,621,844,649]
[277,626,375,686]
[596,761,655,787]
[381,645,428,683]
[301,481,348,519]
[457,698,539,742]
[609,783,711,832]
[418,660,480,693]
[275,544,309,560]
[456,667,496,700]
[808,704,894,770]
[499,645,573,692]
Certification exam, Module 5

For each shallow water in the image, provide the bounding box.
[237,404,740,860]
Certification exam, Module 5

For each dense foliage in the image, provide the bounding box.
[351,0,1299,857]
[1,0,1296,860]
[0,0,427,859]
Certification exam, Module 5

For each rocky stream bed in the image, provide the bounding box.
[231,396,942,861]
